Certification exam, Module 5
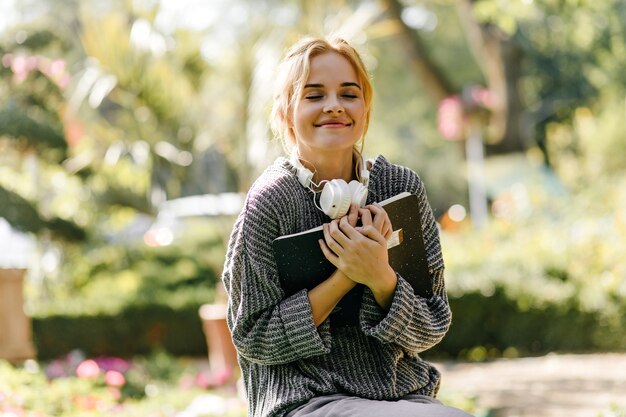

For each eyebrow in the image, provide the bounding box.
[304,82,362,89]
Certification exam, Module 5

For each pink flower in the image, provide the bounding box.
[438,96,464,141]
[45,360,67,379]
[76,359,101,379]
[2,53,13,67]
[194,368,232,389]
[108,387,122,401]
[48,59,66,76]
[469,86,496,109]
[105,370,126,387]
[1,404,26,416]
[96,357,131,373]
[194,371,212,389]
[10,55,39,83]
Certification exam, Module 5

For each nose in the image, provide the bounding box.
[323,96,344,114]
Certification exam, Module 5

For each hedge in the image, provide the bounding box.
[31,289,626,361]
[430,288,626,360]
[32,303,208,360]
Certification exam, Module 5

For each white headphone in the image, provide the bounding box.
[290,152,370,219]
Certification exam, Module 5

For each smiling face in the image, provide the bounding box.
[290,52,367,161]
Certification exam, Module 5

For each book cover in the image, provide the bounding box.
[272,192,432,327]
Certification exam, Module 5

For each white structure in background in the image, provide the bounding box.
[465,121,489,230]
[0,218,36,269]
[157,192,245,219]
[144,193,245,247]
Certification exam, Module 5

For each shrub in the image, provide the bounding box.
[28,217,228,359]
[33,304,208,359]
[427,172,626,360]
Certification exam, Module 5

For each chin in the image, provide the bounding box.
[317,141,358,153]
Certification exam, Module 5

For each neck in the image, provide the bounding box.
[297,148,355,185]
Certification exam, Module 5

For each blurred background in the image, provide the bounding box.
[0,0,625,416]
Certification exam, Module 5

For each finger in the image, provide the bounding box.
[367,204,388,232]
[346,204,359,227]
[319,239,340,268]
[339,214,366,241]
[377,203,393,231]
[358,208,373,227]
[360,224,387,245]
[382,223,393,240]
[369,204,394,239]
[323,223,344,255]
[329,220,354,250]
[365,203,382,214]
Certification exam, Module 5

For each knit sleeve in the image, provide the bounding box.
[358,166,451,353]
[222,189,332,365]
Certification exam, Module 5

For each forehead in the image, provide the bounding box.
[306,52,358,83]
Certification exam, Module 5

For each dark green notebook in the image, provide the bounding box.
[272,192,432,327]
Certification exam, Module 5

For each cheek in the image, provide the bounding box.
[349,103,366,123]
[295,105,317,126]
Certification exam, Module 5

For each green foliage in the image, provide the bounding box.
[547,101,626,187]
[0,352,246,417]
[598,405,626,417]
[0,185,86,241]
[0,1,239,299]
[27,215,228,358]
[30,218,227,317]
[430,167,626,360]
[0,185,46,233]
[0,104,67,159]
[430,289,626,360]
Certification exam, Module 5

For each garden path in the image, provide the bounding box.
[435,353,626,417]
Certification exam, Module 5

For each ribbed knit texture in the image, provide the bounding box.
[221,155,451,417]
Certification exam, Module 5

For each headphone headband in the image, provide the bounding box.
[289,151,369,190]
[289,151,370,219]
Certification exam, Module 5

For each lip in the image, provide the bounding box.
[314,119,352,128]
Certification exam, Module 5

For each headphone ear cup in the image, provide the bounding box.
[319,179,351,219]
[348,180,368,208]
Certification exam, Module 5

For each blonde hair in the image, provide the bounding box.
[270,36,374,155]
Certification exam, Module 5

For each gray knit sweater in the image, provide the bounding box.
[221,155,451,417]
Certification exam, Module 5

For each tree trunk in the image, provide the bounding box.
[380,0,455,103]
[456,0,527,154]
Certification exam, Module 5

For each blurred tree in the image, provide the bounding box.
[0,0,240,300]
[379,0,526,154]
[0,22,86,241]
[73,4,246,205]
[1,0,241,230]
[375,0,626,166]
[511,0,626,171]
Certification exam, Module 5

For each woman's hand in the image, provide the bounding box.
[319,213,397,310]
[345,203,360,228]
[358,203,393,241]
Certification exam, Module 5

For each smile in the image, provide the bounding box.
[314,120,352,128]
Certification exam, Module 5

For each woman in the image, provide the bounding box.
[221,36,471,417]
